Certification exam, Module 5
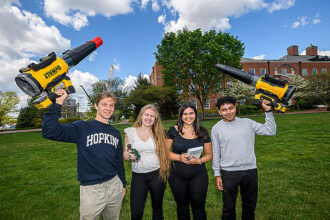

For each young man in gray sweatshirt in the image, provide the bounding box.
[211,96,276,220]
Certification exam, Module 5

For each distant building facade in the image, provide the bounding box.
[150,62,164,86]
[62,97,79,118]
[150,44,330,110]
[241,44,329,79]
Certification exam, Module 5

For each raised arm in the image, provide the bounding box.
[42,89,78,142]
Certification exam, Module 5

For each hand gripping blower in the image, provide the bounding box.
[15,37,103,109]
[215,64,296,113]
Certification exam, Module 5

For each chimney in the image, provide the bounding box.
[287,45,299,56]
[306,44,318,56]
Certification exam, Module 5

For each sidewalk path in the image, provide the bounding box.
[0,119,133,134]
[0,128,42,134]
[0,110,328,134]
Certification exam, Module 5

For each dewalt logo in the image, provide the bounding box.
[43,65,62,79]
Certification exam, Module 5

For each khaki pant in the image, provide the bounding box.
[80,175,124,220]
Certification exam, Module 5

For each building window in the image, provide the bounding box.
[227,81,233,89]
[249,69,255,74]
[190,99,197,109]
[281,69,287,75]
[290,67,295,75]
[216,98,221,109]
[260,68,266,76]
[302,68,308,76]
[216,82,222,93]
[205,99,210,109]
[322,68,327,74]
[312,68,317,75]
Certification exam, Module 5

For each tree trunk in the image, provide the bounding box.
[237,102,241,115]
[201,105,205,120]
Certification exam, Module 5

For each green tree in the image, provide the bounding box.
[0,91,20,126]
[125,84,178,119]
[287,74,311,110]
[135,73,150,87]
[86,77,129,121]
[16,97,46,128]
[307,72,330,107]
[155,28,244,119]
[225,80,254,114]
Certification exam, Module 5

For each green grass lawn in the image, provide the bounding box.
[0,113,329,219]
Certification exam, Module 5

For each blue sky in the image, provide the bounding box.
[1,0,329,111]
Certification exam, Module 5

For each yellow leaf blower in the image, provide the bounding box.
[215,64,296,113]
[15,37,103,109]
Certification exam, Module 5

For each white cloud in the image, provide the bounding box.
[122,75,138,92]
[113,64,120,71]
[141,0,150,9]
[267,0,295,13]
[112,58,120,71]
[152,1,160,11]
[121,74,149,92]
[141,0,160,11]
[291,14,321,29]
[154,0,267,33]
[291,16,308,28]
[318,50,330,56]
[158,14,166,24]
[88,51,98,61]
[0,2,70,107]
[44,0,135,30]
[253,54,266,60]
[300,50,330,56]
[68,70,99,111]
[0,0,20,6]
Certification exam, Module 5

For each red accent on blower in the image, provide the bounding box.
[90,37,103,48]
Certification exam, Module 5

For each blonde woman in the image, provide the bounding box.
[124,104,170,220]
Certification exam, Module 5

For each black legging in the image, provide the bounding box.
[130,169,166,220]
[169,162,208,220]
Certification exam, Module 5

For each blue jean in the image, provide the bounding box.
[221,169,258,220]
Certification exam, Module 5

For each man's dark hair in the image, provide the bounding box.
[216,96,236,109]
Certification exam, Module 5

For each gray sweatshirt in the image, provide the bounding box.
[211,112,276,176]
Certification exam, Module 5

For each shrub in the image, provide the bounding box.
[58,117,80,124]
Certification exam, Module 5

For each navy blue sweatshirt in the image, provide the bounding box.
[42,104,127,187]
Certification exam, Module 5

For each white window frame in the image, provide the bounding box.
[205,99,210,109]
[227,81,233,89]
[322,68,327,74]
[281,68,287,76]
[249,69,255,74]
[260,68,266,76]
[302,68,308,76]
[312,68,317,75]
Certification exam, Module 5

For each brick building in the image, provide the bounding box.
[150,62,164,86]
[241,44,329,78]
[150,44,330,110]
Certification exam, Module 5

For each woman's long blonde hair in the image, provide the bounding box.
[134,104,170,181]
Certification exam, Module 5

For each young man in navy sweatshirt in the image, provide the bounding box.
[211,96,276,220]
[42,89,127,220]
